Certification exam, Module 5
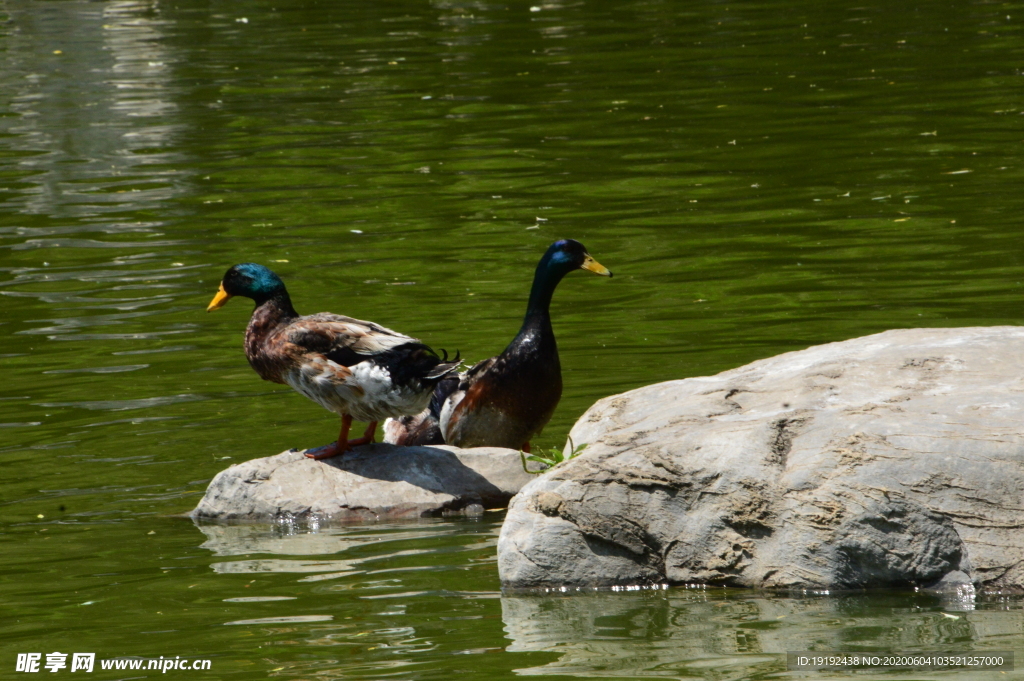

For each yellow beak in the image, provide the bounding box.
[580,254,613,278]
[207,283,232,312]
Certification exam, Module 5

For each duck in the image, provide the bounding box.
[383,239,611,451]
[207,263,461,460]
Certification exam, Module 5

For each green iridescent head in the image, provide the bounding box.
[207,263,287,311]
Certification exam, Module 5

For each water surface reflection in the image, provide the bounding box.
[503,589,1021,679]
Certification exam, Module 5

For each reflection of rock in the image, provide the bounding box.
[194,522,363,576]
[209,556,359,576]
[192,444,534,522]
[193,520,478,579]
[194,522,371,556]
[501,590,1009,677]
[499,328,1024,590]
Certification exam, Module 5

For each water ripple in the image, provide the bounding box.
[8,238,186,250]
[35,394,205,411]
[43,365,148,374]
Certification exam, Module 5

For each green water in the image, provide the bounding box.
[3,0,1024,678]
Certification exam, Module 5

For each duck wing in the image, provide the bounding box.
[283,313,417,366]
[279,314,460,423]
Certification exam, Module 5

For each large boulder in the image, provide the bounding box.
[498,327,1024,592]
[192,444,533,522]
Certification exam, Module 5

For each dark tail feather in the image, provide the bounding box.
[429,374,460,418]
[425,349,461,381]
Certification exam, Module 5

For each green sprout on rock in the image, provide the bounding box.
[520,437,587,475]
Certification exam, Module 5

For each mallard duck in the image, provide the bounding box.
[207,263,461,460]
[383,239,611,451]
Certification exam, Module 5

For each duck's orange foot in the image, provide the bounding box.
[304,440,350,460]
[305,419,377,460]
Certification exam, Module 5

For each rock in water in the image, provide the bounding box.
[192,444,533,522]
[498,327,1024,591]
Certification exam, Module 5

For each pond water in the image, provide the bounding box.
[3,0,1024,678]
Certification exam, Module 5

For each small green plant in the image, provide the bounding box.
[520,437,587,474]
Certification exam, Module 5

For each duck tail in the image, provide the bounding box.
[425,349,461,380]
[428,372,460,415]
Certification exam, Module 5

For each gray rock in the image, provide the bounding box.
[192,443,534,522]
[498,326,1024,591]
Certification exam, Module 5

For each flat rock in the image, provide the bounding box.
[192,444,533,522]
[498,326,1024,592]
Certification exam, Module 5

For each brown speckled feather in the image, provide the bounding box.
[232,285,457,423]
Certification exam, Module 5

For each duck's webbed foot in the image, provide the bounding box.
[305,440,349,460]
[305,417,378,460]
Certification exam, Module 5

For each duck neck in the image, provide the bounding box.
[255,289,298,321]
[244,290,298,382]
[515,261,567,345]
[247,290,298,343]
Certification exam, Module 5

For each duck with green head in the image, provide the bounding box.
[384,239,611,451]
[207,263,460,459]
